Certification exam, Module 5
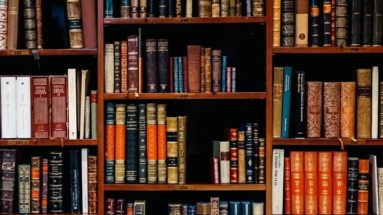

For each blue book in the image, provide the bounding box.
[126,104,138,183]
[281,66,292,138]
[174,57,179,93]
[229,201,241,215]
[138,104,147,183]
[219,201,229,215]
[105,0,114,18]
[188,205,196,215]
[221,56,227,92]
[241,201,252,215]
[178,57,183,93]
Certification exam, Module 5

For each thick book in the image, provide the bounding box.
[324,82,340,138]
[147,103,158,183]
[128,35,139,92]
[50,76,67,138]
[295,0,308,46]
[332,152,347,214]
[372,0,382,46]
[340,82,356,138]
[237,125,246,183]
[31,157,40,213]
[105,102,115,184]
[272,0,281,47]
[281,0,295,47]
[104,43,114,93]
[115,104,126,183]
[220,141,230,184]
[24,0,37,49]
[350,0,362,46]
[0,0,7,49]
[81,0,97,48]
[114,41,121,93]
[199,0,212,17]
[157,104,167,184]
[281,66,292,138]
[16,76,31,138]
[271,149,284,214]
[1,149,16,213]
[121,41,128,93]
[138,104,147,183]
[68,69,78,139]
[362,0,373,46]
[318,152,332,214]
[158,39,169,92]
[273,67,283,138]
[188,45,202,92]
[357,159,370,214]
[229,128,239,183]
[145,39,158,92]
[304,151,318,214]
[356,69,372,138]
[1,77,17,138]
[178,116,187,184]
[66,0,84,48]
[290,152,305,215]
[126,104,138,183]
[88,156,97,214]
[31,76,50,138]
[346,157,359,214]
[7,0,19,49]
[294,71,306,137]
[307,82,323,138]
[372,67,379,138]
[284,157,291,214]
[68,150,81,213]
[212,50,222,93]
[335,0,348,46]
[167,117,178,184]
[48,152,63,213]
[18,164,31,213]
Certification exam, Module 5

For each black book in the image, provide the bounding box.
[294,71,306,137]
[323,0,332,46]
[138,104,147,184]
[48,151,64,213]
[126,104,138,183]
[68,150,81,213]
[310,0,320,46]
[350,0,362,46]
[145,39,158,93]
[362,0,373,46]
[159,0,167,17]
[158,39,169,92]
[148,0,156,17]
[372,0,382,46]
[346,157,358,214]
[0,149,16,214]
[281,0,295,47]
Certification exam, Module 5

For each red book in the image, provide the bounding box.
[50,76,67,138]
[183,56,189,92]
[318,152,333,214]
[304,152,318,215]
[81,0,96,48]
[290,151,305,214]
[332,151,347,214]
[357,159,370,214]
[284,157,292,214]
[229,128,238,183]
[32,76,50,138]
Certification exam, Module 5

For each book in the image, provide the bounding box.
[212,50,222,93]
[18,164,31,213]
[105,0,113,17]
[158,39,169,92]
[105,43,114,93]
[138,104,147,184]
[81,0,97,48]
[238,125,246,183]
[332,152,347,214]
[284,157,291,214]
[41,158,48,213]
[0,0,7,50]
[88,156,97,214]
[372,0,382,46]
[167,117,178,184]
[323,0,331,46]
[147,103,158,183]
[294,71,306,137]
[273,67,283,138]
[31,157,40,213]
[307,82,323,138]
[121,41,128,93]
[281,0,295,47]
[220,141,230,184]
[115,104,126,184]
[323,82,340,138]
[271,149,284,214]
[51,76,67,138]
[128,35,139,93]
[272,0,281,47]
[229,128,239,183]
[356,69,372,138]
[66,0,84,48]
[346,157,359,214]
[370,155,379,214]
[188,45,202,93]
[362,0,373,46]
[114,41,121,93]
[91,90,97,139]
[372,66,379,138]
[48,152,63,213]
[68,69,78,139]
[318,152,332,214]
[7,0,18,49]
[145,39,158,92]
[16,76,31,138]
[1,77,16,138]
[24,0,37,49]
[340,82,356,138]
[126,104,138,183]
[304,151,317,214]
[81,148,89,213]
[335,0,348,46]
[105,102,115,184]
[157,104,167,184]
[357,158,370,214]
[68,150,80,213]
[31,76,50,139]
[178,116,187,184]
[281,66,292,138]
[350,0,362,46]
[295,0,308,46]
[245,123,254,183]
[378,167,383,214]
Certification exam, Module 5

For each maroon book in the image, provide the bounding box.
[229,128,239,183]
[50,76,67,138]
[81,0,97,48]
[32,76,50,138]
[128,35,139,93]
[183,56,189,92]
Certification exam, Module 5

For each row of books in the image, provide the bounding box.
[0,148,97,214]
[272,150,382,214]
[105,38,238,94]
[273,66,382,139]
[272,0,382,47]
[105,0,264,18]
[105,102,188,184]
[0,0,96,50]
[211,123,265,184]
[0,72,97,139]
[105,199,145,215]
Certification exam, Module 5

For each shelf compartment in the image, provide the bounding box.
[272,47,383,54]
[0,139,97,147]
[0,49,97,56]
[273,138,383,146]
[104,92,266,100]
[104,17,266,25]
[104,184,266,191]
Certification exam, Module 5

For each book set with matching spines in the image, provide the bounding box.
[272,149,383,215]
[0,148,97,214]
[0,70,97,140]
[105,199,146,215]
[105,102,188,184]
[273,66,383,139]
[105,35,239,94]
[105,0,264,18]
[211,123,265,185]
[272,0,383,47]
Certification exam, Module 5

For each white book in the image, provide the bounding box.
[104,43,114,93]
[85,96,90,139]
[378,168,383,214]
[272,149,284,215]
[372,66,379,138]
[252,202,264,215]
[1,77,17,138]
[81,148,89,213]
[16,76,31,138]
[219,141,230,184]
[371,155,380,214]
[68,69,77,139]
[79,69,89,139]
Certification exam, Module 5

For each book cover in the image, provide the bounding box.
[273,67,283,138]
[307,82,323,138]
[50,76,67,138]
[281,66,292,138]
[323,82,340,138]
[31,76,50,138]
[16,76,31,138]
[356,69,372,138]
[126,104,138,183]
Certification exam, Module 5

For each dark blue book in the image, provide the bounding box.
[244,123,254,184]
[68,150,81,213]
[105,102,115,184]
[138,104,147,183]
[148,0,156,17]
[145,39,158,93]
[241,201,252,215]
[159,0,167,17]
[120,0,130,17]
[221,56,227,92]
[229,201,241,215]
[219,201,229,215]
[105,0,114,17]
[174,57,179,93]
[281,66,292,138]
[126,104,138,183]
[43,0,69,48]
[178,57,183,93]
[188,204,196,215]
[252,123,259,184]
[168,0,175,16]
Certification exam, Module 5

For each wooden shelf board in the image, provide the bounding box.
[0,49,97,56]
[104,184,266,191]
[272,47,383,54]
[273,138,383,146]
[103,92,266,100]
[0,139,97,146]
[104,17,266,25]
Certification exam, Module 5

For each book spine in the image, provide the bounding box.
[378,168,383,214]
[36,0,43,48]
[323,0,331,46]
[323,82,340,138]
[306,82,323,137]
[32,76,50,138]
[168,0,175,17]
[245,123,254,183]
[199,0,212,17]
[310,0,319,46]
[146,39,158,92]
[284,157,291,214]
[318,151,333,214]
[105,0,114,17]
[204,48,212,92]
[141,0,148,17]
[372,0,382,46]
[350,0,362,46]
[331,0,335,46]
[178,116,187,184]
[221,56,227,92]
[105,102,115,184]
[229,201,241,214]
[332,152,347,214]
[115,104,126,183]
[133,200,146,214]
[66,0,84,48]
[291,151,304,214]
[281,0,295,47]
[212,50,222,92]
[231,67,236,92]
[128,35,139,92]
[48,152,63,213]
[159,0,167,17]
[1,77,16,138]
[178,57,184,92]
[158,39,169,92]
[88,156,98,214]
[41,158,48,213]
[340,82,356,138]
[147,103,158,183]
[169,57,174,92]
[121,41,128,93]
[273,0,281,47]
[221,0,229,17]
[126,104,138,183]
[105,198,115,214]
[252,202,264,215]
[18,164,31,213]
[81,148,89,213]
[294,71,306,137]
[157,104,167,183]
[252,0,263,16]
[0,0,7,49]
[120,0,130,17]
[16,76,31,138]
[370,155,379,214]
[31,157,40,213]
[372,67,379,138]
[304,152,317,214]
[335,0,348,46]
[131,0,139,18]
[362,0,373,46]
[235,0,242,16]
[50,76,68,138]
[356,69,372,138]
[210,197,220,215]
[105,43,115,93]
[380,83,383,138]
[7,0,19,49]
[114,41,121,93]
[116,199,125,215]
[167,117,178,184]
[212,0,220,17]
[138,104,147,183]
[176,0,182,17]
[346,157,359,214]
[81,0,96,48]
[295,0,308,46]
[200,47,205,92]
[258,138,265,184]
[273,67,283,138]
[24,0,37,49]
[220,141,230,184]
[219,201,229,214]
[253,123,259,184]
[91,90,97,139]
[271,149,284,214]
[237,125,246,183]
[357,159,370,214]
[169,203,183,214]
[187,0,193,17]
[183,56,189,92]
[1,149,16,213]
[281,66,292,138]
[68,150,81,213]
[229,128,239,183]
[188,45,202,93]
[174,57,179,92]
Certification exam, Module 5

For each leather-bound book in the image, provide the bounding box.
[131,0,139,18]
[157,104,167,184]
[105,43,114,93]
[50,76,68,138]
[168,0,175,16]
[304,151,318,214]
[178,116,187,184]
[66,0,84,48]
[309,0,319,46]
[18,164,31,213]
[145,39,158,92]
[24,0,37,49]
[1,149,16,213]
[114,41,121,93]
[128,35,139,93]
[253,123,260,183]
[0,0,7,49]
[350,0,362,46]
[273,0,281,47]
[357,159,370,214]
[212,50,222,93]
[307,82,323,138]
[323,0,331,46]
[183,56,188,92]
[115,104,126,184]
[346,157,359,214]
[147,103,158,183]
[372,0,382,46]
[68,150,80,213]
[7,0,19,49]
[238,125,246,183]
[32,76,50,138]
[31,157,40,213]
[281,0,295,47]
[159,0,167,17]
[138,104,147,183]
[176,0,182,17]
[212,0,220,17]
[362,0,373,46]
[332,151,348,214]
[229,128,239,183]
[318,151,333,214]
[245,123,254,184]
[35,0,42,48]
[48,152,63,213]
[295,0,308,46]
[324,82,340,138]
[105,102,115,184]
[253,0,263,16]
[284,157,292,214]
[200,47,205,92]
[141,0,148,17]
[88,156,98,214]
[290,151,304,214]
[121,0,130,17]
[331,0,335,46]
[158,39,169,92]
[121,41,128,93]
[356,69,372,138]
[273,67,283,138]
[204,48,212,93]
[335,0,348,47]
[167,117,178,184]
[41,158,48,213]
[126,104,138,183]
[188,45,201,93]
[341,82,356,138]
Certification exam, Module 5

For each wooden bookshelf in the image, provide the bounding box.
[0,49,97,56]
[104,92,266,100]
[104,17,266,25]
[104,184,266,191]
[272,47,383,54]
[0,139,98,147]
[273,138,383,146]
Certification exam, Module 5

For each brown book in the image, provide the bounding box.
[36,0,42,49]
[332,151,347,214]
[229,128,238,183]
[50,76,67,138]
[183,56,189,92]
[341,82,356,138]
[121,41,128,93]
[31,156,40,213]
[7,0,19,49]
[272,0,281,47]
[318,151,333,214]
[204,48,212,93]
[88,156,97,214]
[0,0,7,50]
[128,35,139,93]
[212,50,222,93]
[307,82,323,138]
[304,151,318,214]
[199,0,212,17]
[81,0,97,48]
[295,0,309,46]
[357,159,370,214]
[66,0,84,48]
[324,82,340,138]
[284,157,292,214]
[356,69,372,138]
[200,47,205,92]
[187,45,202,93]
[273,67,283,138]
[237,128,245,184]
[290,151,304,214]
[32,76,50,138]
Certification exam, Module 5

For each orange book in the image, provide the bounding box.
[318,152,332,214]
[332,152,347,214]
[147,103,158,183]
[115,104,126,183]
[157,104,167,184]
[357,159,370,214]
[284,157,292,214]
[304,152,318,215]
[290,151,305,214]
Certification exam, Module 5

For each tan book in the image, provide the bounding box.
[204,48,212,93]
[273,67,283,138]
[238,128,246,183]
[295,0,309,46]
[272,0,281,47]
[323,82,340,138]
[356,69,372,138]
[199,0,212,17]
[307,82,323,138]
[7,0,19,49]
[341,82,356,138]
[166,117,178,184]
[178,116,187,184]
[379,82,383,138]
[66,0,84,48]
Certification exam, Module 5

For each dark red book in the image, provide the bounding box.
[183,56,189,92]
[81,0,97,48]
[32,76,50,138]
[50,76,67,138]
[229,128,238,183]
